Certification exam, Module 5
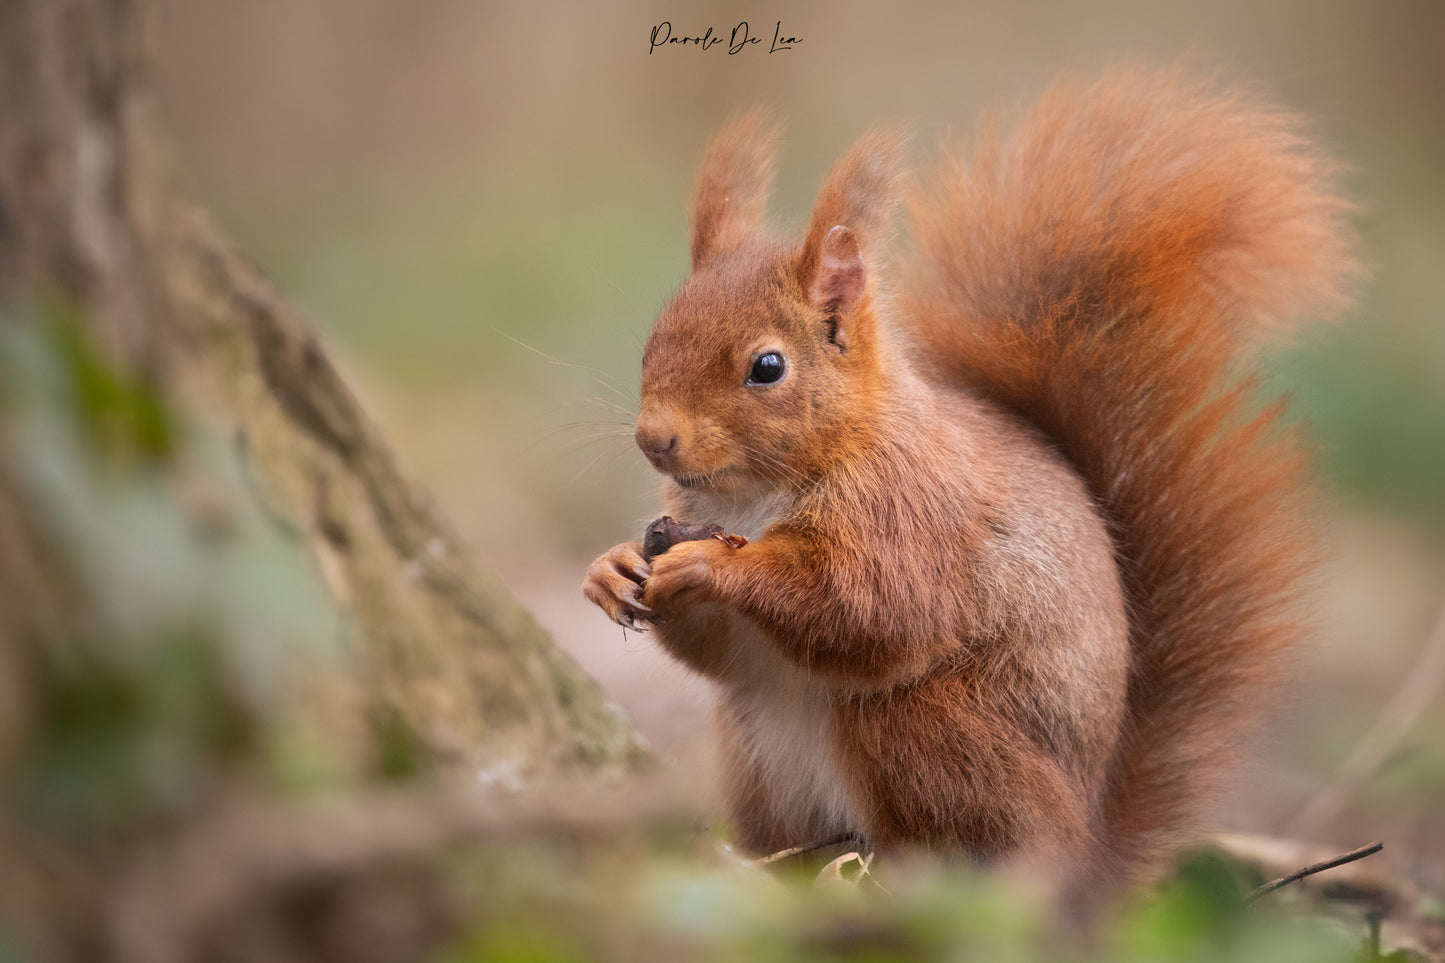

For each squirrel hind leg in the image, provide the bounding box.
[833,674,1102,867]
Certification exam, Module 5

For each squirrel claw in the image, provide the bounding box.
[584,541,663,632]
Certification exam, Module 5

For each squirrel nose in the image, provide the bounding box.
[635,424,680,462]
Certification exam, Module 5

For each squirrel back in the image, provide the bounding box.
[903,67,1358,876]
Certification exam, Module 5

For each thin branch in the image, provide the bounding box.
[753,832,863,866]
[1244,840,1384,905]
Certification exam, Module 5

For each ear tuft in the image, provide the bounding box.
[691,110,781,270]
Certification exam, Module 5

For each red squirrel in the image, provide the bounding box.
[582,68,1357,896]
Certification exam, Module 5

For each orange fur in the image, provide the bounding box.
[581,67,1358,904]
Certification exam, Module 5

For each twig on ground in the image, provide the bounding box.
[754,832,863,867]
[1244,840,1385,905]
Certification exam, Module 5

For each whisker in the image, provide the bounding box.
[552,435,633,457]
[535,421,635,448]
[569,447,617,485]
[571,439,645,485]
[598,444,642,478]
[579,395,639,420]
[494,328,634,404]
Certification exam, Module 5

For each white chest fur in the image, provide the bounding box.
[674,486,788,543]
[719,616,857,838]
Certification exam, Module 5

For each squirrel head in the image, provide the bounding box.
[636,114,905,496]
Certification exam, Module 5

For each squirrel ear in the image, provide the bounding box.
[811,226,865,339]
[691,111,779,271]
[795,129,904,336]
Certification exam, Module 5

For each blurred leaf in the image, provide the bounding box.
[1,308,345,834]
[14,627,255,831]
[40,297,176,466]
[1270,325,1445,537]
[438,926,589,963]
[370,704,428,782]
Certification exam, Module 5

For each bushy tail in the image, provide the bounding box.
[903,67,1359,879]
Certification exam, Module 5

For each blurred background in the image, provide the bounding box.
[148,0,1445,873]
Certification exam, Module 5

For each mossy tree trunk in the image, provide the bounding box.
[0,0,644,781]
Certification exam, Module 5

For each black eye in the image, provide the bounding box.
[747,352,786,385]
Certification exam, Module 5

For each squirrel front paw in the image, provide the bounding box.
[640,537,726,620]
[582,542,653,629]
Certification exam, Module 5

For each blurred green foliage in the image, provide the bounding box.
[44,306,176,466]
[282,185,683,392]
[16,627,256,831]
[432,843,1377,963]
[1271,323,1445,537]
[0,311,345,826]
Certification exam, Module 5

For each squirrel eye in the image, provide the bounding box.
[746,352,787,386]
